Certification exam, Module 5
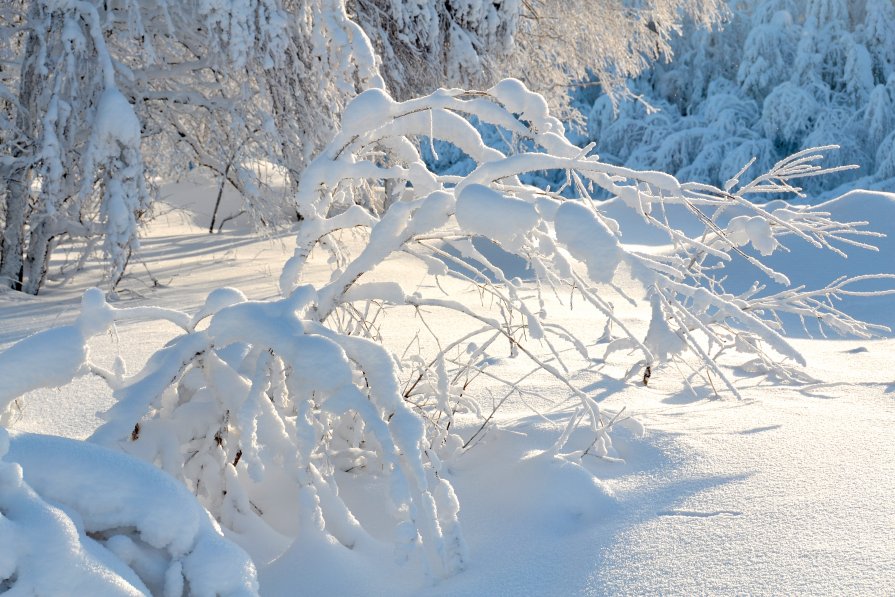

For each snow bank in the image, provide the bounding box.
[0,428,148,595]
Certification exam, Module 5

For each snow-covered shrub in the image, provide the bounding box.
[1,80,892,588]
[0,427,259,595]
[2,291,468,579]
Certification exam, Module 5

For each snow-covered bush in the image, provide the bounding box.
[2,291,468,579]
[0,427,259,595]
[1,80,892,589]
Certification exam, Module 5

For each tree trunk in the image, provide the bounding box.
[1,18,41,293]
[0,166,29,291]
[21,219,55,295]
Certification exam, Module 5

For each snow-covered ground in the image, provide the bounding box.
[2,183,892,595]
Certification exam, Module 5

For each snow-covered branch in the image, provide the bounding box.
[1,79,890,590]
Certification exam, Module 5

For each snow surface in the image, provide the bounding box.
[1,185,894,595]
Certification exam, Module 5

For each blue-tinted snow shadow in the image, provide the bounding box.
[422,413,748,597]
[433,237,534,283]
[574,424,750,597]
[715,191,895,338]
[0,292,84,346]
[738,424,783,434]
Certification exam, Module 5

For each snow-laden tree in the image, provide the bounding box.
[875,130,895,180]
[0,1,150,294]
[579,0,895,195]
[864,84,894,149]
[249,0,381,202]
[762,82,819,153]
[2,0,728,293]
[737,12,796,99]
[2,81,891,586]
[802,0,848,31]
[863,0,895,83]
[349,0,517,100]
[130,0,381,225]
[0,0,379,294]
[0,5,25,267]
[352,0,726,109]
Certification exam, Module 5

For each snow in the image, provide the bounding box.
[553,200,625,284]
[93,88,142,150]
[1,427,259,595]
[585,345,895,595]
[488,78,557,134]
[4,26,895,590]
[339,88,397,134]
[0,324,89,418]
[1,180,893,594]
[455,184,539,250]
[725,214,779,255]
